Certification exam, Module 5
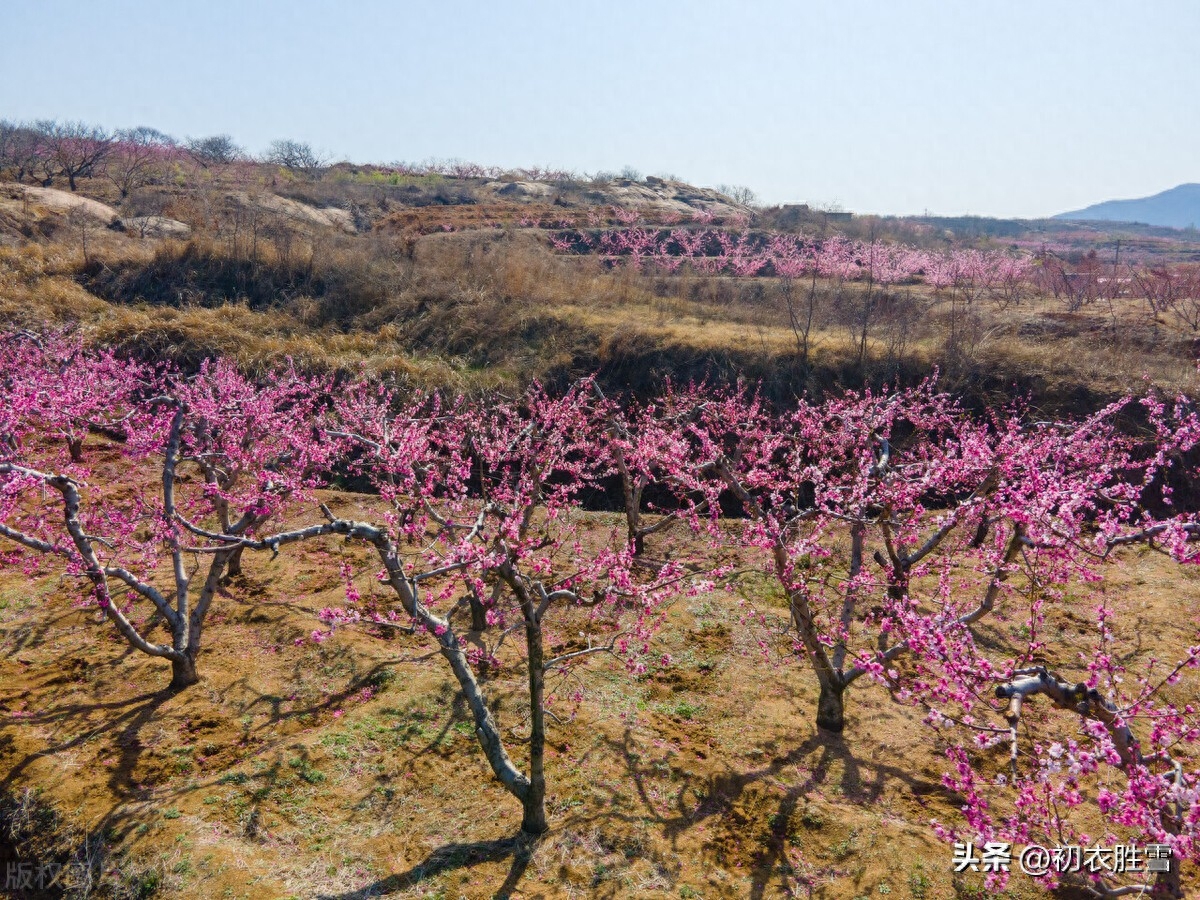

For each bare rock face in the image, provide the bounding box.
[10,185,120,223]
[482,177,748,219]
[600,181,745,218]
[487,181,555,198]
[228,191,357,233]
[116,216,193,238]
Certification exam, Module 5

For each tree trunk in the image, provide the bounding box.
[816,677,846,733]
[361,532,534,827]
[225,545,245,578]
[803,272,819,368]
[522,784,548,835]
[67,437,83,463]
[632,531,646,557]
[170,652,199,690]
[469,593,488,633]
[614,445,643,557]
[1156,865,1182,899]
[522,608,548,835]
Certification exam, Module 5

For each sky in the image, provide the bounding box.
[2,0,1197,219]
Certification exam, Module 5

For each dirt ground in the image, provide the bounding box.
[1,462,1198,899]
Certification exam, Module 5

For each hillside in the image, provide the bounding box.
[2,162,1199,415]
[1055,182,1200,230]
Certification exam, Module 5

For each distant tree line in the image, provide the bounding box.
[0,119,329,193]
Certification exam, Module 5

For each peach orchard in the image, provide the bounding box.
[1,330,1198,896]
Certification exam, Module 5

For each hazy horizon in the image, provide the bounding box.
[3,0,1197,219]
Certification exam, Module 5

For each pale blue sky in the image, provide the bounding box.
[2,0,1196,218]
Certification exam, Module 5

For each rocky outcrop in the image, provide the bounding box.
[482,177,749,219]
[114,216,192,238]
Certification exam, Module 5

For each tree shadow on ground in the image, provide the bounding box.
[585,712,955,900]
[0,690,169,799]
[307,707,964,899]
[314,833,535,900]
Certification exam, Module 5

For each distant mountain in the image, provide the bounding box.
[1055,183,1200,229]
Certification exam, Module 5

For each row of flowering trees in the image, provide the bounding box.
[1,330,1197,894]
[1030,251,1200,325]
[0,120,334,196]
[543,219,1200,330]
[551,225,1030,295]
[0,120,196,196]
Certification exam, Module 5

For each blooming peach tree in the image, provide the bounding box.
[307,378,708,833]
[0,350,332,688]
[920,390,1200,898]
[0,329,146,463]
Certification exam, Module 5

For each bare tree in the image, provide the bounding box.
[65,207,95,266]
[184,134,243,168]
[718,183,759,207]
[785,269,821,369]
[0,120,13,170]
[1159,266,1200,332]
[0,120,22,178]
[264,138,326,175]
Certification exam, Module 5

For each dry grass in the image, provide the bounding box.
[3,174,1199,409]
